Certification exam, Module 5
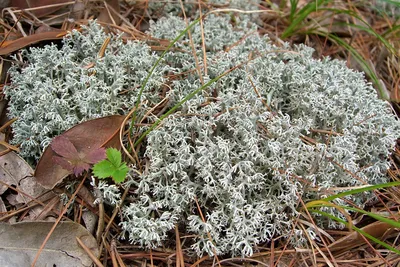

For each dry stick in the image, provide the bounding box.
[31,175,88,267]
[189,255,208,267]
[179,0,204,85]
[35,196,60,221]
[297,223,321,267]
[297,218,335,243]
[98,36,111,58]
[0,191,57,221]
[150,248,154,267]
[133,0,148,29]
[218,258,270,266]
[0,148,13,157]
[0,13,21,47]
[11,1,76,13]
[273,210,302,267]
[3,8,26,36]
[96,201,105,243]
[76,236,105,267]
[357,231,392,266]
[103,1,117,26]
[175,225,185,267]
[0,118,18,132]
[114,245,127,267]
[0,140,19,152]
[0,118,17,132]
[247,72,272,112]
[198,0,208,77]
[110,238,119,267]
[269,236,275,267]
[0,180,48,206]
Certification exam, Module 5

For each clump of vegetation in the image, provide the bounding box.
[5,12,400,257]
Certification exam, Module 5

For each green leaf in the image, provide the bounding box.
[92,160,115,178]
[92,148,129,183]
[106,148,122,167]
[113,164,130,183]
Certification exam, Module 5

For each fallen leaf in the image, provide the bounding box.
[0,221,99,267]
[35,115,125,189]
[0,150,46,205]
[51,135,106,176]
[328,221,397,252]
[10,0,71,18]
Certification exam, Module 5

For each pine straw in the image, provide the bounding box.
[0,0,400,266]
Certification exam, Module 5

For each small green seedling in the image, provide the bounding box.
[93,148,129,183]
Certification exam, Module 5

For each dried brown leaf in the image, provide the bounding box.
[35,115,125,189]
[0,150,46,205]
[328,221,397,252]
[0,221,99,267]
[10,0,70,18]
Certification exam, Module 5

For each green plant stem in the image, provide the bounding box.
[129,18,201,137]
[133,63,244,147]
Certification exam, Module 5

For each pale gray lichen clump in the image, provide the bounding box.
[5,13,400,257]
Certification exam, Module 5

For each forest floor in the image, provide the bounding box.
[0,1,400,266]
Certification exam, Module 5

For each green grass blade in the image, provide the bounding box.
[341,206,400,228]
[309,209,400,255]
[318,181,400,202]
[281,0,331,39]
[134,63,245,147]
[380,0,400,7]
[308,204,400,228]
[328,21,395,55]
[289,0,299,22]
[129,18,200,136]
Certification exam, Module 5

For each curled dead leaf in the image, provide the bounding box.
[35,115,125,189]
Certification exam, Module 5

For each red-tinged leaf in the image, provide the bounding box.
[71,161,91,177]
[84,147,107,164]
[35,115,125,189]
[52,156,74,173]
[51,135,78,159]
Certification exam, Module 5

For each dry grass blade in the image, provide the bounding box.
[175,225,185,267]
[0,30,68,55]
